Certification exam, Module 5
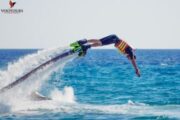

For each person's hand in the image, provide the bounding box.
[135,69,141,77]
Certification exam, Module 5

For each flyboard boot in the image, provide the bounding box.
[70,39,90,56]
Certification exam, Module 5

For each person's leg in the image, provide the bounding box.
[78,34,120,50]
[86,34,120,47]
[76,34,120,56]
[78,34,119,46]
[77,39,101,48]
[87,39,102,47]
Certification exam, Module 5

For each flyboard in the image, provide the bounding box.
[0,42,84,94]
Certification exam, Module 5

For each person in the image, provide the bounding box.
[78,34,141,77]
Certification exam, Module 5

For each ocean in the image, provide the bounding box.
[0,49,179,120]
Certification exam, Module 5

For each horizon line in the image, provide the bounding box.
[0,48,179,50]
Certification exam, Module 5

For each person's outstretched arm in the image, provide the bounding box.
[130,58,141,77]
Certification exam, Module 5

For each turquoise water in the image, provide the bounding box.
[0,49,180,120]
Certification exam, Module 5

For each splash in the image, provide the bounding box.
[50,86,76,103]
[0,47,77,113]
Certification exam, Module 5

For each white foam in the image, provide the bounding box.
[0,102,11,114]
[0,47,77,113]
[50,86,76,103]
[0,47,65,88]
[8,100,180,119]
[160,63,168,66]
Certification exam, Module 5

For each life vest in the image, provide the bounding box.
[115,40,132,54]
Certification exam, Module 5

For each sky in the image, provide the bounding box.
[0,0,180,49]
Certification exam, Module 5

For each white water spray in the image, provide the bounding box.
[0,47,77,113]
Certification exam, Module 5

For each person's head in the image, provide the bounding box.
[125,47,136,60]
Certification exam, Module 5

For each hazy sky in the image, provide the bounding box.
[0,0,180,49]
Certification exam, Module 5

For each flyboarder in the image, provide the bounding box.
[74,34,141,77]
